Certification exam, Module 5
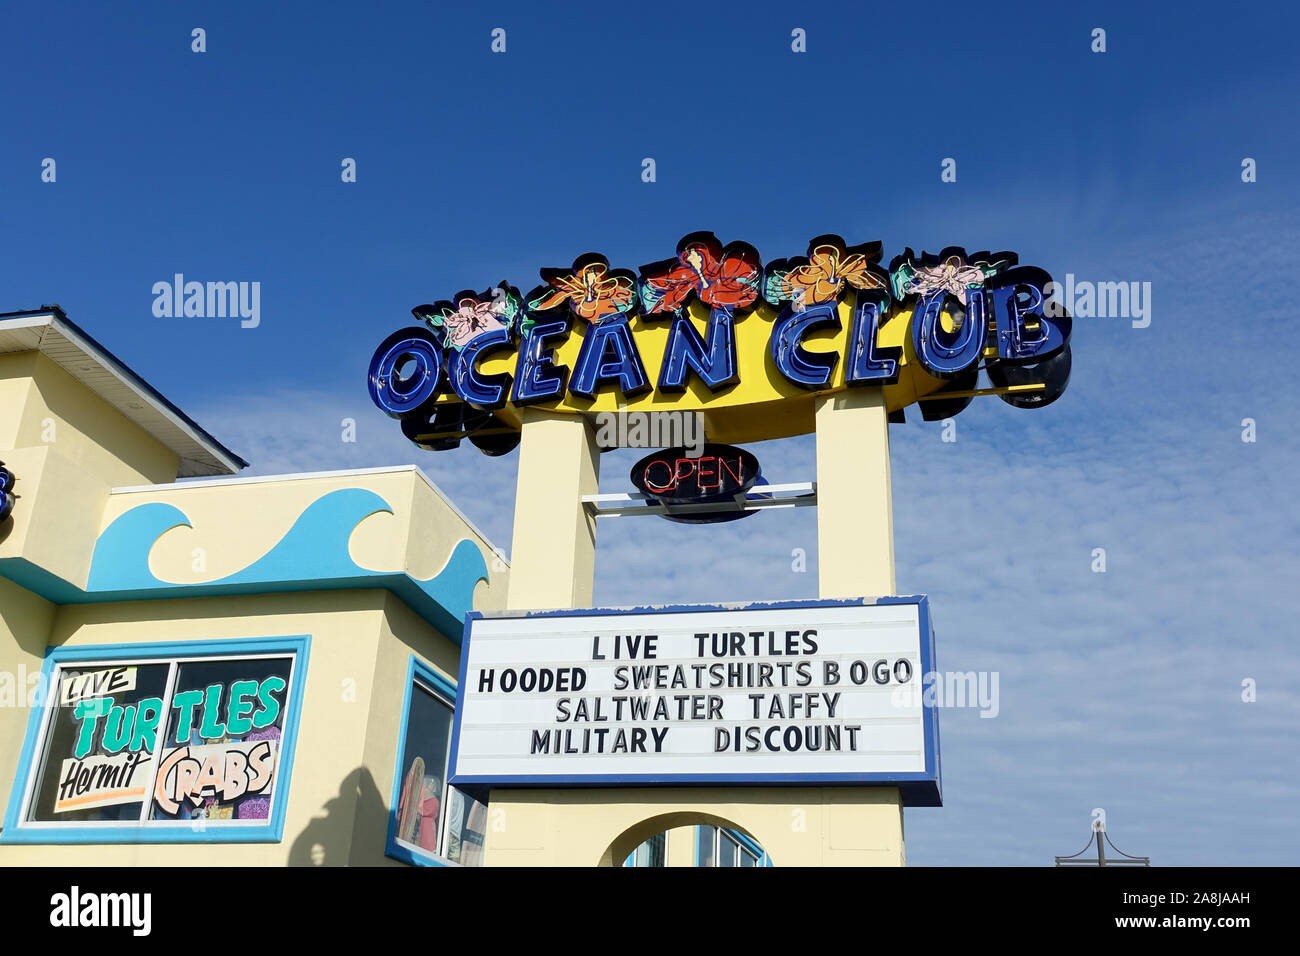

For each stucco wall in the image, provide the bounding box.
[345,592,463,866]
[485,786,904,867]
[1,352,180,487]
[0,591,395,865]
[0,577,55,811]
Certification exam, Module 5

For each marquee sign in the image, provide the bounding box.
[367,233,1073,455]
[447,598,941,806]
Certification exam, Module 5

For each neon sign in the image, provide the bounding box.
[630,443,762,523]
[368,233,1073,455]
[0,461,14,521]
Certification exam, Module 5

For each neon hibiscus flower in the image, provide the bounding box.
[528,254,637,324]
[413,282,524,350]
[891,249,1010,306]
[759,236,890,391]
[633,233,763,394]
[638,232,762,315]
[763,236,889,311]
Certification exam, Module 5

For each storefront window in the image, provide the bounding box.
[2,636,308,844]
[696,826,768,867]
[624,831,666,867]
[147,656,294,823]
[393,682,454,856]
[443,788,488,865]
[617,826,769,867]
[387,656,488,867]
[696,825,716,866]
[718,830,737,867]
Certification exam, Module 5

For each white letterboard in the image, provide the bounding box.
[448,599,940,803]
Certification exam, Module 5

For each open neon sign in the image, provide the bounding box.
[630,444,762,524]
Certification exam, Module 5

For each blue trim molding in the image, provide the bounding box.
[448,596,942,807]
[1,634,311,845]
[384,655,458,868]
[0,488,489,640]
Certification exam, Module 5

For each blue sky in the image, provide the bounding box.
[3,1,1298,865]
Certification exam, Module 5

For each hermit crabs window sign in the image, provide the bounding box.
[367,232,1074,454]
[3,638,308,844]
[629,443,764,524]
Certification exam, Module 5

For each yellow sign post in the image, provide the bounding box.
[483,385,906,866]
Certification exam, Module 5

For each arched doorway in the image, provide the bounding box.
[600,811,773,867]
[623,824,771,867]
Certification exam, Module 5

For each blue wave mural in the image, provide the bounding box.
[32,488,487,640]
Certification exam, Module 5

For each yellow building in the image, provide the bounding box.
[0,308,508,866]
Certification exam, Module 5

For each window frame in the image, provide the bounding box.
[718,829,739,867]
[695,824,717,867]
[1,635,310,845]
[623,830,667,867]
[695,825,770,867]
[385,655,478,868]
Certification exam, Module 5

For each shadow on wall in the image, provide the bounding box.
[288,766,389,867]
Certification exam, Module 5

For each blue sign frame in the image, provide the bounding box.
[448,596,942,807]
[383,654,460,868]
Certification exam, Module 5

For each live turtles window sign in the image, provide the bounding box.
[630,443,762,523]
[367,231,1074,454]
[7,640,306,842]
